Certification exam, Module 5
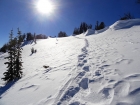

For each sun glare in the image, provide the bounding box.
[36,0,54,15]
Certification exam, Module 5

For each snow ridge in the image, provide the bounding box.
[110,19,140,30]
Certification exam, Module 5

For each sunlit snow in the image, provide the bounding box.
[0,19,140,105]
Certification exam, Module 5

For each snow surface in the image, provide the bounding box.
[0,19,140,105]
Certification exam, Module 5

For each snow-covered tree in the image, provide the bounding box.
[2,29,15,83]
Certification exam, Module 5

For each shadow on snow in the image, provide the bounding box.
[0,80,17,98]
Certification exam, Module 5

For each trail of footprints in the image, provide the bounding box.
[56,39,90,105]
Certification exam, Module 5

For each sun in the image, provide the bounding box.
[36,0,54,14]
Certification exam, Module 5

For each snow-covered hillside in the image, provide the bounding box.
[0,19,140,105]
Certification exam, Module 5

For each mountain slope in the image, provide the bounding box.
[0,19,140,105]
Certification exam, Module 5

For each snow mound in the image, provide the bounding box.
[110,19,140,30]
[84,29,95,36]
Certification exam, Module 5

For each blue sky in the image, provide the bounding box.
[0,0,140,47]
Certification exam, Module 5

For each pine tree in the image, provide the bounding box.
[99,22,105,30]
[80,23,83,34]
[0,43,8,53]
[2,30,15,83]
[73,28,79,35]
[58,31,67,37]
[95,21,99,30]
[83,22,88,32]
[14,28,23,79]
[26,32,33,41]
[12,37,18,76]
[95,21,105,30]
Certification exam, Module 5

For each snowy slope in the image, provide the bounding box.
[0,19,140,105]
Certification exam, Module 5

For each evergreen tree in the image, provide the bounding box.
[12,37,18,76]
[95,21,99,30]
[99,22,105,30]
[80,23,83,34]
[58,31,67,37]
[83,22,88,32]
[15,28,23,79]
[63,32,67,37]
[95,21,105,30]
[73,28,76,35]
[26,33,33,41]
[2,30,15,83]
[0,43,8,53]
[73,28,80,35]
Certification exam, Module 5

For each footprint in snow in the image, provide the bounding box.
[83,66,89,72]
[69,101,80,105]
[95,70,101,76]
[79,78,88,89]
[59,86,80,103]
[74,71,86,83]
[99,87,114,99]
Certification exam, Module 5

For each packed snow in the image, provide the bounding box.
[0,19,140,105]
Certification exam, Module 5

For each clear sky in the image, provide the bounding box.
[0,0,140,47]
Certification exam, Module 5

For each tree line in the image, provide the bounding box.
[58,21,105,37]
[0,32,47,53]
[72,21,105,35]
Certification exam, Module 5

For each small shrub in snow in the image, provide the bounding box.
[31,48,37,54]
[31,47,34,54]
